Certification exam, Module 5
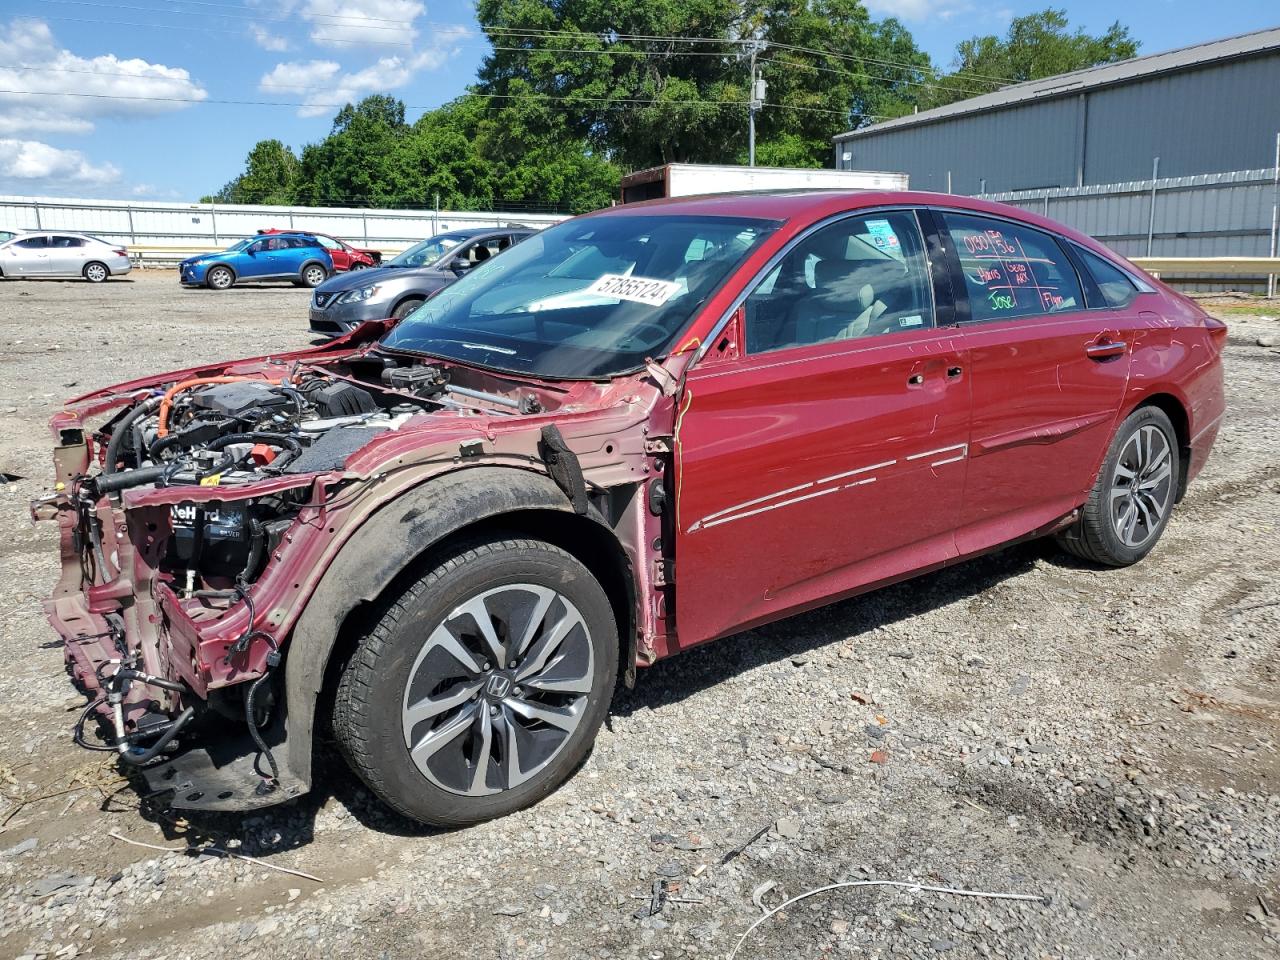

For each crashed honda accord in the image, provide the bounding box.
[33,191,1225,826]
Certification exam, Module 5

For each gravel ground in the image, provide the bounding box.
[0,271,1277,960]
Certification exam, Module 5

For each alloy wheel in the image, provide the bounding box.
[208,267,232,289]
[304,265,326,286]
[84,263,107,283]
[1110,424,1173,548]
[400,583,594,797]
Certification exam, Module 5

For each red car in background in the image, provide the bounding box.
[38,191,1224,828]
[256,229,381,271]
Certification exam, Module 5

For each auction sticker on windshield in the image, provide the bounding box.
[587,273,682,306]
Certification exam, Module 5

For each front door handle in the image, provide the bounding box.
[1086,339,1128,360]
[946,365,963,379]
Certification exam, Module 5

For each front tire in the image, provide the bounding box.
[332,536,618,827]
[206,265,234,290]
[1056,405,1179,566]
[83,261,109,283]
[391,297,424,319]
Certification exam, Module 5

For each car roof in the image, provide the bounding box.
[584,189,1105,251]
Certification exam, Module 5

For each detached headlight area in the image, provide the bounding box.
[340,285,382,304]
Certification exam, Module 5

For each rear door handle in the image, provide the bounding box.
[946,365,963,379]
[1086,340,1127,360]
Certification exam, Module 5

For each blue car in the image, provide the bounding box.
[179,233,333,290]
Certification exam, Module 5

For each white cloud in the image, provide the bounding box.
[0,138,119,184]
[0,18,207,135]
[249,24,290,52]
[302,0,424,47]
[260,26,468,118]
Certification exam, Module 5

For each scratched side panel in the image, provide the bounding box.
[673,332,969,647]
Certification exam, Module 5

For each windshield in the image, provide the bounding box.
[380,214,777,378]
[226,239,251,252]
[389,233,468,268]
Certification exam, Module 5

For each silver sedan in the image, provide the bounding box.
[0,232,132,282]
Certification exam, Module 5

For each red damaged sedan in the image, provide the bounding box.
[257,228,381,271]
[34,191,1225,826]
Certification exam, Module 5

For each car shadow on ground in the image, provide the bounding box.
[125,539,1051,851]
[611,539,1046,719]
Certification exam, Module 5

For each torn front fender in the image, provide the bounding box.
[280,465,620,790]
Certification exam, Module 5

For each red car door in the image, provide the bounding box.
[316,235,351,271]
[674,208,970,647]
[936,210,1133,553]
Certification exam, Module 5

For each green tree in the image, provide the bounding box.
[474,0,930,169]
[924,8,1138,108]
[199,139,299,204]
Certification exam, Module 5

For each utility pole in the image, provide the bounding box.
[748,43,766,167]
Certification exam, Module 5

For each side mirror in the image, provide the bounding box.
[451,259,472,275]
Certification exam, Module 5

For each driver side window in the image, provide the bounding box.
[744,211,934,354]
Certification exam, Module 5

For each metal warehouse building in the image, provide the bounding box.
[834,27,1280,194]
[832,28,1280,290]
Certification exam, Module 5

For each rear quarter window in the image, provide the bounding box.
[1073,245,1140,309]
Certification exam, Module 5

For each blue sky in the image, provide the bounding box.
[0,0,1276,201]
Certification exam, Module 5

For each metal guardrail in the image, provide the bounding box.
[1129,256,1280,277]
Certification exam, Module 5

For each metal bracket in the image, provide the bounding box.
[652,558,673,587]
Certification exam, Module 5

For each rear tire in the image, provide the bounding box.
[332,536,618,827]
[206,265,234,290]
[1056,405,1179,566]
[301,263,328,288]
[83,261,109,283]
[391,297,424,320]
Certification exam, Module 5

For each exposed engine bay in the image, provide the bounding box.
[46,352,574,800]
[95,358,544,592]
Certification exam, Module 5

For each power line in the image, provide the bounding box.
[24,2,1020,86]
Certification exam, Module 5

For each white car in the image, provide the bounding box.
[0,232,131,282]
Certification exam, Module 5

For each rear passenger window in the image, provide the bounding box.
[1073,245,1139,309]
[744,210,934,353]
[943,213,1083,322]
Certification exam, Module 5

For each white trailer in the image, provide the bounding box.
[619,163,908,203]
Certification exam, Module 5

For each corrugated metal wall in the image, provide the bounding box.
[978,167,1280,291]
[836,50,1280,194]
[837,98,1082,194]
[1082,55,1280,183]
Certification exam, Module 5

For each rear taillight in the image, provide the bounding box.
[1204,315,1228,352]
[113,248,128,257]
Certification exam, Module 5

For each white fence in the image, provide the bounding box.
[0,195,568,263]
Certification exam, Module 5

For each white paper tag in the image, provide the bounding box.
[586,273,681,306]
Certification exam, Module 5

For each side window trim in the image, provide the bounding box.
[694,206,938,364]
[930,207,1088,326]
[916,208,960,328]
[1061,242,1106,310]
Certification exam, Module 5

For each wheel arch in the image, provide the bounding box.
[299,258,329,276]
[82,259,109,279]
[1127,389,1192,502]
[390,291,428,316]
[207,262,237,282]
[281,466,635,790]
